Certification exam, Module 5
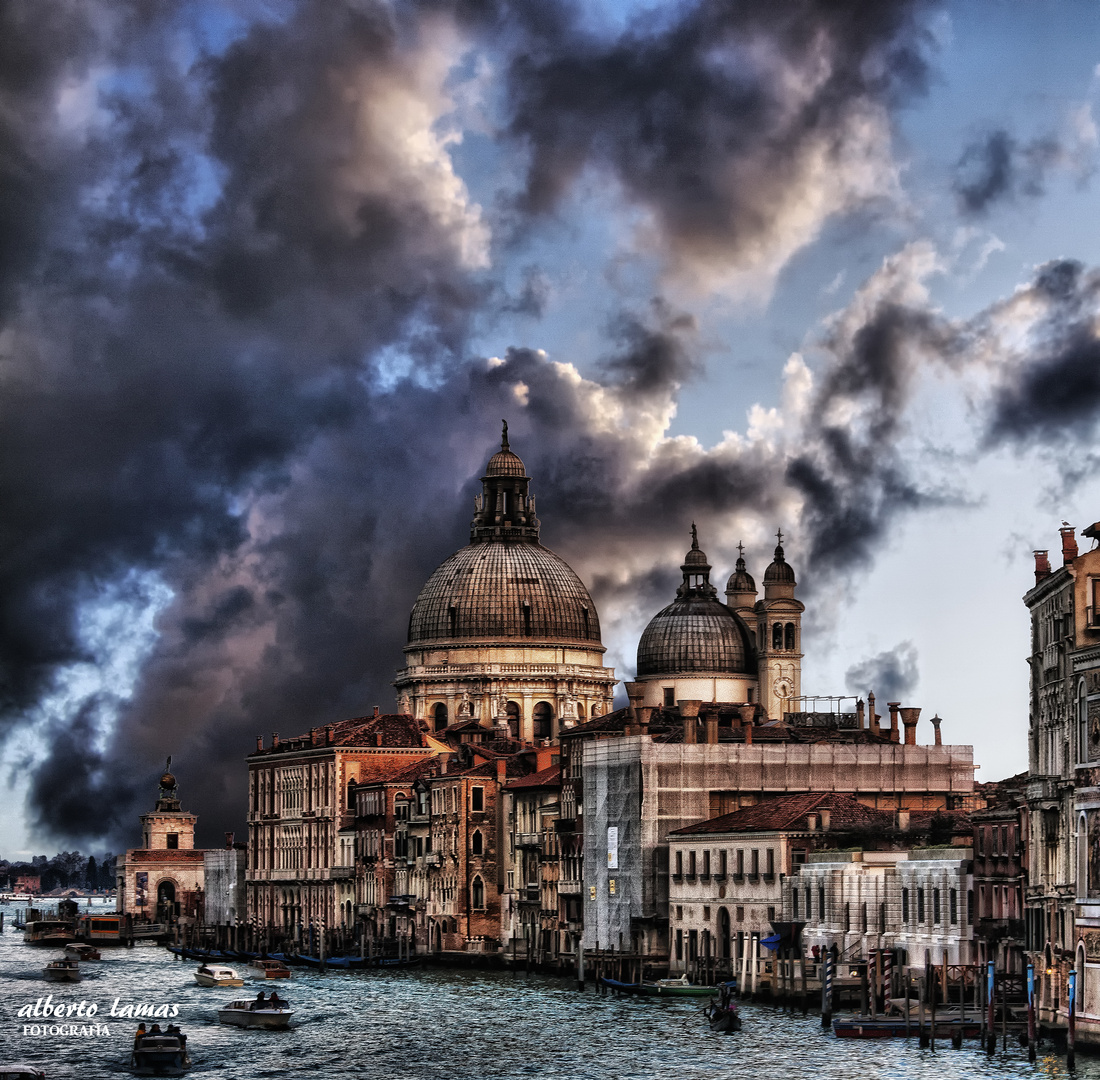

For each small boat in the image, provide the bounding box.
[130,1029,191,1076]
[194,964,243,988]
[246,958,291,980]
[639,975,718,997]
[43,959,81,983]
[64,943,101,961]
[0,1066,46,1080]
[218,998,292,1030]
[704,983,742,1033]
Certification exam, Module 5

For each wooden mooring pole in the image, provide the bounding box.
[985,960,996,1054]
[1027,962,1037,1062]
[1068,968,1077,1072]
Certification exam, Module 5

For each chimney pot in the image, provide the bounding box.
[272,732,279,749]
[930,714,943,746]
[886,702,900,740]
[820,809,831,831]
[807,814,818,832]
[897,809,910,831]
[326,724,334,745]
[856,699,865,729]
[744,720,753,746]
[1034,549,1052,582]
[373,705,380,717]
[705,714,719,746]
[678,699,702,717]
[256,736,264,751]
[496,758,507,784]
[899,706,921,745]
[682,714,697,745]
[1061,526,1078,566]
[225,832,234,849]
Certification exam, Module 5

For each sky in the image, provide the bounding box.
[2,0,1100,854]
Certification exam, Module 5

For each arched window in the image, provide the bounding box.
[785,623,796,650]
[577,702,586,720]
[506,701,520,739]
[772,623,783,650]
[471,830,483,856]
[433,703,448,732]
[1079,680,1090,763]
[533,702,553,740]
[471,876,485,910]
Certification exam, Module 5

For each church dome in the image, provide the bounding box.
[486,447,527,477]
[636,528,756,677]
[407,540,602,646]
[763,535,796,586]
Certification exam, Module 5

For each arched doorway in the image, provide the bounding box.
[718,907,731,960]
[506,701,520,739]
[433,703,448,731]
[156,879,176,921]
[1077,941,1087,1017]
[533,702,553,740]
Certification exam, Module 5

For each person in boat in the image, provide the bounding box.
[268,990,284,1008]
[251,990,267,1011]
[133,1023,147,1050]
[149,1024,162,1035]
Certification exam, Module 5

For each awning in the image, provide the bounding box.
[760,933,782,951]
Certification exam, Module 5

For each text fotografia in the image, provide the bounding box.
[23,1023,110,1037]
[17,995,181,1020]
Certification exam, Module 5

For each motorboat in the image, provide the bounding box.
[833,1000,982,1039]
[194,965,243,988]
[598,974,719,997]
[246,959,291,980]
[130,1030,191,1076]
[64,943,101,961]
[43,959,81,983]
[0,1066,46,1079]
[218,998,292,1030]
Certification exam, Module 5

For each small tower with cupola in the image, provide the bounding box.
[755,531,805,721]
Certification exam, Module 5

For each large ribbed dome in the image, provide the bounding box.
[637,597,754,676]
[407,541,602,646]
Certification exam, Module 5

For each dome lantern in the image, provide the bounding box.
[470,420,540,542]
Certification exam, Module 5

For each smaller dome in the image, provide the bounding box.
[485,419,527,477]
[763,534,796,586]
[486,448,527,477]
[727,547,756,594]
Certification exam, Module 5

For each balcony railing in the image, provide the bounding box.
[557,880,582,896]
[516,832,541,848]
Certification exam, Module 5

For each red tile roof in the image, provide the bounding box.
[505,764,561,790]
[250,713,425,756]
[669,793,892,836]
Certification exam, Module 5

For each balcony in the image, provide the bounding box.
[518,886,541,905]
[555,819,576,834]
[516,832,541,848]
[557,880,582,896]
[423,853,442,868]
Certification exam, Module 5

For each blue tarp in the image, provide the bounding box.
[760,933,782,951]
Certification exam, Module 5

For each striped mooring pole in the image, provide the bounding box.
[821,954,834,1029]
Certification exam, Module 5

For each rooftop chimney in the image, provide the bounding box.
[326,724,334,745]
[744,719,753,746]
[679,700,701,745]
[1061,525,1078,565]
[704,712,719,746]
[1034,549,1051,582]
[868,692,878,736]
[899,706,921,745]
[256,736,263,751]
[496,758,507,784]
[225,832,235,849]
[930,714,943,746]
[819,809,831,831]
[856,699,865,729]
[897,809,910,831]
[887,702,900,741]
[624,681,643,736]
[272,732,279,749]
[373,705,380,717]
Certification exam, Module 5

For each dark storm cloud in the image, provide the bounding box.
[503,0,933,279]
[954,128,1071,216]
[0,0,945,848]
[845,641,919,703]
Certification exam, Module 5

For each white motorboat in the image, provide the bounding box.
[130,1030,191,1076]
[218,997,292,1030]
[0,1068,46,1080]
[43,958,81,982]
[194,964,243,988]
[245,959,290,980]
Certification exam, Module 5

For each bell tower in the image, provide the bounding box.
[755,531,804,721]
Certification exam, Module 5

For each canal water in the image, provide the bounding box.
[0,901,1094,1079]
